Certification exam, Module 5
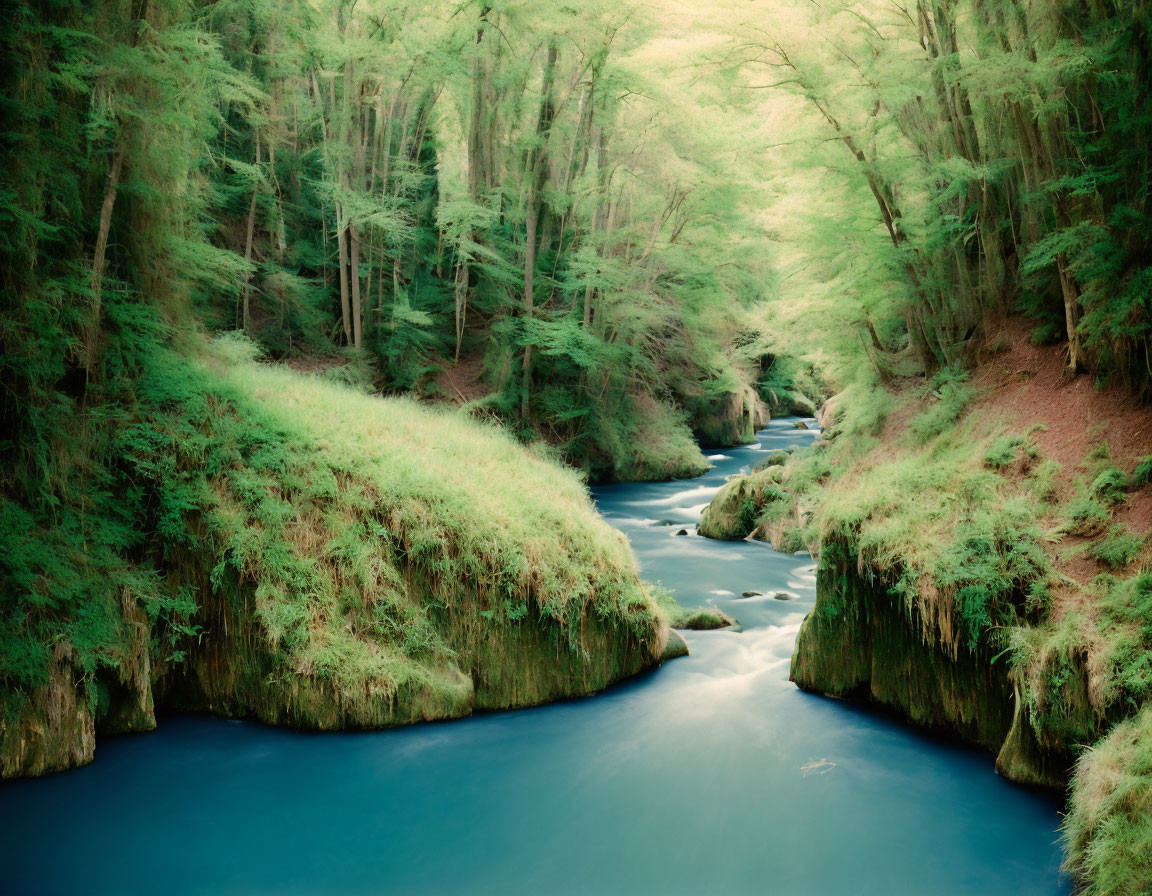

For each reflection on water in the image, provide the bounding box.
[0,419,1068,896]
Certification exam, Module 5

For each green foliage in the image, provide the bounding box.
[984,435,1026,469]
[1092,526,1146,571]
[1026,459,1063,504]
[909,366,972,443]
[1131,456,1152,488]
[757,353,825,414]
[1099,574,1152,708]
[1063,706,1152,896]
[1066,492,1113,538]
[1092,468,1130,506]
[936,507,1050,650]
[834,383,894,441]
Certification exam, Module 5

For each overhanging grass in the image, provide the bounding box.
[164,336,661,709]
[3,329,665,767]
[1063,706,1152,895]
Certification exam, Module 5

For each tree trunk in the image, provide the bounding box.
[522,195,537,418]
[87,139,124,370]
[337,210,352,344]
[454,260,468,363]
[350,222,363,349]
[242,133,261,333]
[1058,254,1083,372]
[520,43,559,419]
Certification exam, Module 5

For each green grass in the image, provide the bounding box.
[1063,706,1152,895]
[908,366,973,443]
[175,338,661,703]
[984,435,1026,469]
[1092,526,1146,570]
[1131,456,1152,488]
[1091,467,1129,505]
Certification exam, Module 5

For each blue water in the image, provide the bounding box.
[0,418,1068,895]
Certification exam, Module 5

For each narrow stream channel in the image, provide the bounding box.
[0,418,1068,895]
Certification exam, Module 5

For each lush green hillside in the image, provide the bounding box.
[1,334,679,777]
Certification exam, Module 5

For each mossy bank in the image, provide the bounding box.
[0,337,679,779]
[699,329,1152,894]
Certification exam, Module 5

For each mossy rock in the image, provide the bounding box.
[787,392,819,417]
[671,607,739,631]
[749,522,806,554]
[691,384,769,448]
[759,451,791,468]
[659,630,690,662]
[698,477,758,540]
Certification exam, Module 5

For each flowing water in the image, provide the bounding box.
[0,418,1068,895]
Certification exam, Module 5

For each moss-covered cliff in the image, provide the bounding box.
[1,338,677,779]
[791,539,1068,789]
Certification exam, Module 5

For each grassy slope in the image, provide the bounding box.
[700,323,1152,894]
[431,352,759,484]
[1,335,673,776]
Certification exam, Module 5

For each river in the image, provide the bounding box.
[0,418,1068,895]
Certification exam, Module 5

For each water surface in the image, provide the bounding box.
[0,418,1068,895]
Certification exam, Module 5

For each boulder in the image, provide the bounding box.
[659,629,690,662]
[671,607,740,631]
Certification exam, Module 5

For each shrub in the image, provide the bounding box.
[1092,526,1146,570]
[1027,459,1062,503]
[1066,491,1112,536]
[1131,456,1152,488]
[1063,707,1152,896]
[909,366,973,443]
[984,434,1026,469]
[1092,467,1129,505]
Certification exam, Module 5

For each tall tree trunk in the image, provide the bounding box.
[349,90,366,350]
[350,222,363,349]
[521,44,558,419]
[454,261,468,363]
[1058,254,1083,372]
[583,129,607,329]
[337,209,352,344]
[242,133,261,333]
[87,139,124,371]
[522,194,538,418]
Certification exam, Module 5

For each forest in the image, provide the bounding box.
[1,1,1151,895]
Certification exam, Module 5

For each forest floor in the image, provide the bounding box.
[966,319,1152,601]
[974,318,1152,475]
[431,352,489,404]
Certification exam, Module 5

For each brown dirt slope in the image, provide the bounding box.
[971,318,1152,594]
[974,318,1151,474]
